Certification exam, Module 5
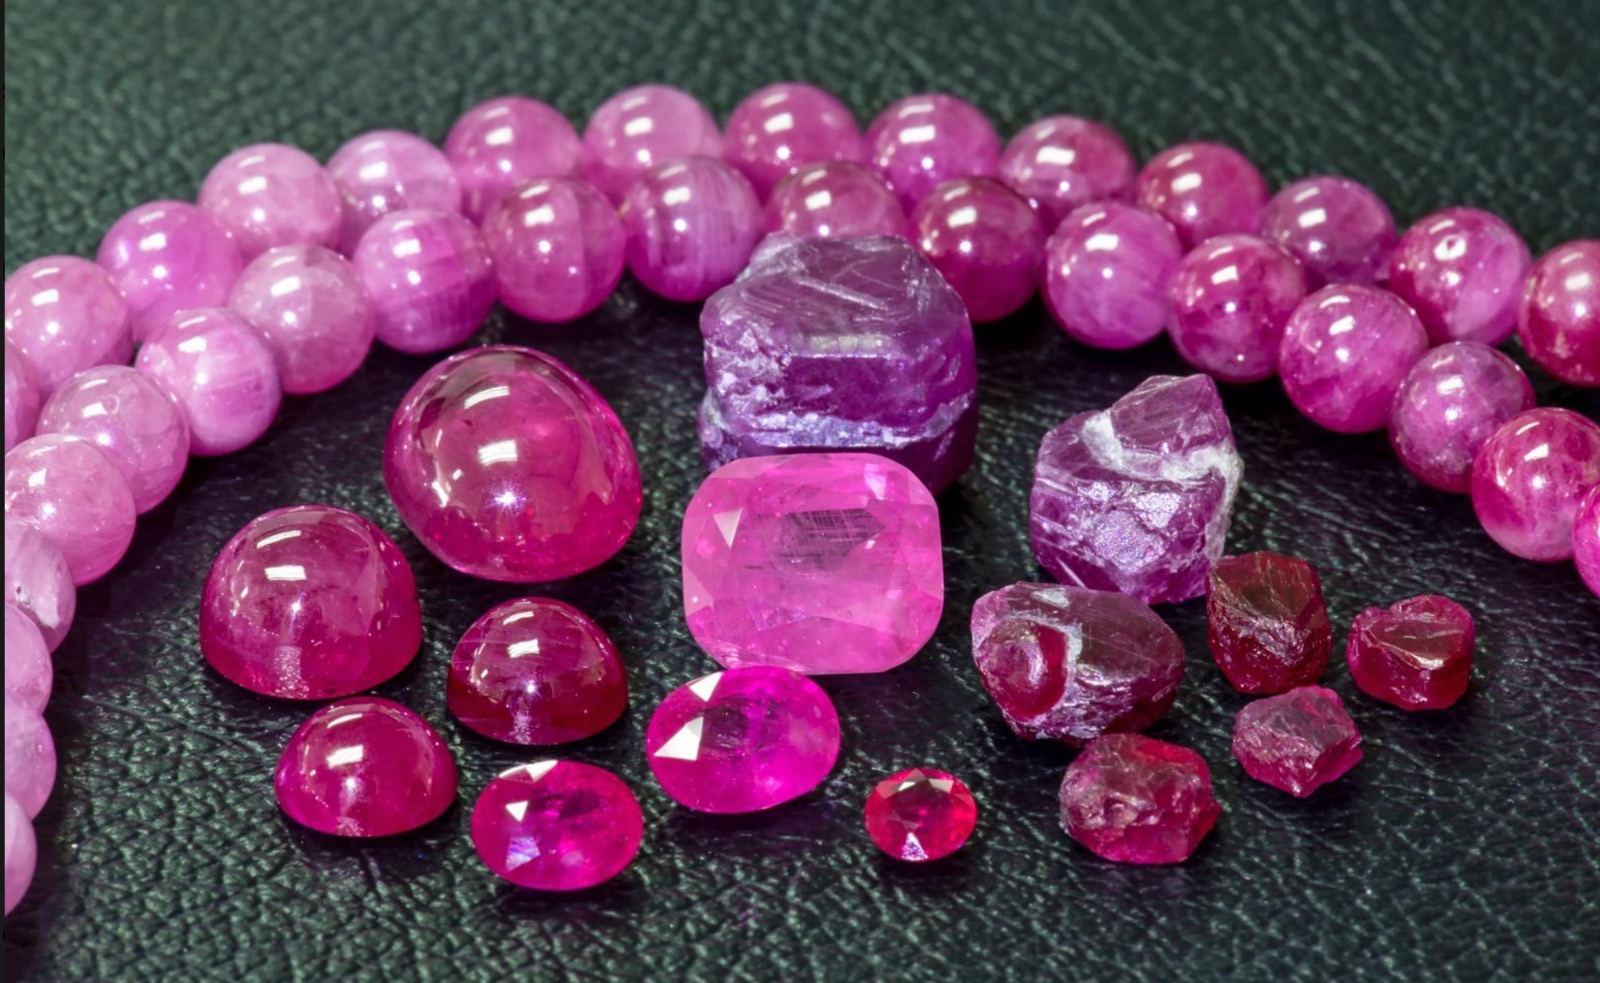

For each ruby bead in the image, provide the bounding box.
[448,597,627,745]
[3,517,75,652]
[1042,202,1183,350]
[1470,408,1600,562]
[646,666,841,814]
[1279,285,1429,433]
[583,85,721,204]
[621,157,763,302]
[1134,142,1269,249]
[4,603,51,713]
[723,82,864,200]
[912,177,1045,323]
[384,346,642,582]
[1346,595,1474,711]
[200,505,421,699]
[327,129,463,252]
[1518,240,1599,387]
[36,366,190,513]
[4,340,41,454]
[1207,551,1332,695]
[863,768,978,862]
[471,761,643,891]
[228,245,376,395]
[4,793,34,916]
[4,256,132,393]
[1388,207,1531,346]
[1570,484,1600,599]
[134,308,282,456]
[352,209,496,354]
[199,144,341,261]
[274,696,457,837]
[997,115,1136,230]
[1168,234,1308,383]
[1261,176,1398,287]
[446,96,584,222]
[1232,686,1363,797]
[1389,343,1535,493]
[4,435,136,584]
[764,161,907,239]
[865,93,1001,211]
[1059,734,1220,865]
[481,177,625,323]
[97,200,244,343]
[4,691,55,819]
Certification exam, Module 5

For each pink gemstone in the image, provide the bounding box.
[228,245,375,394]
[621,157,763,302]
[481,177,625,323]
[35,366,190,513]
[1042,202,1183,350]
[1279,284,1429,433]
[3,435,135,584]
[274,696,457,837]
[97,201,245,343]
[352,209,496,354]
[4,340,41,453]
[1388,207,1531,346]
[447,96,583,221]
[646,666,841,813]
[198,143,342,261]
[1168,234,1308,383]
[384,346,642,582]
[865,93,1000,211]
[4,793,34,915]
[1232,686,1363,797]
[723,82,864,200]
[1570,484,1600,599]
[912,177,1045,323]
[1347,594,1474,710]
[1134,142,1269,249]
[1389,343,1535,493]
[1059,733,1220,865]
[997,115,1137,230]
[448,597,627,745]
[1261,176,1397,287]
[3,517,75,652]
[1207,551,1332,695]
[327,129,463,252]
[682,453,943,675]
[1470,408,1600,562]
[471,760,643,890]
[4,256,132,393]
[1518,240,1599,387]
[4,603,51,712]
[863,768,978,862]
[4,691,55,819]
[582,85,720,204]
[764,161,907,239]
[134,308,282,456]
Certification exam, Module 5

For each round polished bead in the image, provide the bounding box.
[997,115,1137,229]
[1043,202,1183,350]
[1389,343,1535,493]
[1169,234,1308,382]
[583,85,720,203]
[481,177,625,323]
[3,435,136,584]
[4,604,51,712]
[97,201,245,343]
[1518,240,1599,387]
[764,161,907,239]
[36,366,190,513]
[447,96,583,222]
[4,691,55,819]
[1134,141,1270,249]
[327,129,463,252]
[200,505,421,699]
[198,143,341,261]
[865,93,1001,211]
[384,346,642,582]
[228,245,375,394]
[1573,484,1600,598]
[447,597,627,745]
[1388,207,1531,346]
[1470,408,1600,562]
[4,256,133,393]
[471,761,643,891]
[912,177,1045,323]
[4,793,34,916]
[1279,285,1429,433]
[863,768,978,862]
[723,82,864,200]
[620,157,763,302]
[352,209,496,354]
[1261,176,1397,287]
[274,696,456,837]
[3,340,41,453]
[3,517,75,652]
[134,308,282,456]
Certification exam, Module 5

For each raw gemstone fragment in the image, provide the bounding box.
[1168,234,1307,383]
[620,156,763,302]
[997,115,1137,229]
[1388,207,1531,345]
[1346,595,1475,710]
[3,340,41,453]
[4,793,33,915]
[1389,343,1534,493]
[3,434,137,584]
[96,201,244,343]
[970,583,1184,744]
[199,143,342,261]
[134,308,282,456]
[863,768,978,862]
[1278,285,1429,434]
[1517,240,1599,387]
[723,82,864,200]
[911,177,1045,323]
[36,365,191,512]
[1261,176,1398,287]
[583,85,721,204]
[327,129,463,251]
[3,256,132,393]
[765,161,907,239]
[4,603,51,712]
[3,517,75,651]
[1059,733,1220,864]
[471,761,643,890]
[481,177,625,323]
[1470,408,1600,561]
[448,96,583,221]
[1232,686,1363,796]
[1134,142,1269,248]
[1206,551,1332,694]
[1570,484,1600,599]
[865,93,1001,210]
[1043,202,1183,350]
[1030,374,1244,605]
[4,691,55,818]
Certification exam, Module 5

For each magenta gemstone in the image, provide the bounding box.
[97,200,245,343]
[1518,240,1599,387]
[352,208,496,354]
[4,603,51,713]
[863,768,978,862]
[1232,686,1363,797]
[481,177,625,323]
[1570,485,1600,599]
[327,129,463,252]
[1059,733,1221,865]
[765,161,906,239]
[199,144,342,261]
[1168,234,1308,382]
[4,341,41,454]
[274,696,457,837]
[1261,176,1398,287]
[1388,207,1532,346]
[228,245,376,394]
[1470,408,1600,562]
[471,760,643,890]
[134,307,282,456]
[4,691,55,819]
[865,93,1000,211]
[1347,594,1475,711]
[3,517,74,652]
[446,96,584,222]
[998,115,1137,229]
[200,505,421,699]
[1207,550,1333,695]
[583,85,721,204]
[3,434,136,585]
[1134,142,1270,249]
[4,793,34,915]
[36,365,190,513]
[723,82,864,200]
[1389,342,1535,493]
[620,156,763,302]
[4,256,132,393]
[1043,202,1183,350]
[1279,284,1429,433]
[646,666,841,813]
[912,177,1045,323]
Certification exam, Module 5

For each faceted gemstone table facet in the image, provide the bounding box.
[200,505,422,699]
[723,82,865,200]
[198,143,342,261]
[1134,141,1269,249]
[911,177,1045,323]
[620,156,764,302]
[1043,202,1184,350]
[471,761,643,891]
[863,768,978,862]
[327,129,463,252]
[682,453,943,675]
[583,85,721,204]
[1517,240,1599,387]
[481,177,626,323]
[1389,342,1535,493]
[3,517,75,652]
[4,691,55,819]
[971,583,1185,744]
[764,161,907,240]
[1346,594,1475,710]
[1261,176,1398,287]
[1279,285,1429,434]
[4,256,132,393]
[227,245,376,394]
[1030,374,1244,605]
[36,366,191,513]
[4,793,33,915]
[1059,733,1221,865]
[1470,408,1600,562]
[997,115,1137,230]
[1168,234,1308,383]
[4,340,41,454]
[3,434,136,585]
[646,666,841,813]
[447,96,584,222]
[4,603,51,712]
[865,93,1001,211]
[352,209,496,354]
[1232,686,1363,797]
[96,200,244,343]
[1387,207,1532,346]
[1570,484,1600,599]
[134,307,282,456]
[1207,551,1333,694]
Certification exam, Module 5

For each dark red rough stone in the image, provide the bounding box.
[1206,551,1332,694]
[1346,595,1475,710]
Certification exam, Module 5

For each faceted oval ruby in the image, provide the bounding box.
[1232,686,1363,797]
[1059,733,1220,865]
[471,760,643,891]
[863,768,978,862]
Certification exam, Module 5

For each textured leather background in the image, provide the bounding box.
[5,0,1600,980]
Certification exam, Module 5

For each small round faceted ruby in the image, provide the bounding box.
[447,597,627,745]
[1207,551,1333,695]
[1346,595,1475,711]
[863,768,977,862]
[274,696,457,837]
[1059,733,1220,865]
[1232,685,1363,797]
[471,760,643,891]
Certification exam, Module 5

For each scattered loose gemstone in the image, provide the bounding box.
[4,793,33,915]
[1206,551,1333,694]
[620,156,763,302]
[1470,408,1600,561]
[970,583,1184,743]
[1387,207,1531,346]
[327,129,463,252]
[352,209,496,354]
[1168,234,1307,383]
[682,453,943,675]
[1261,176,1398,287]
[4,691,55,819]
[1517,240,1599,387]
[36,366,191,513]
[1058,733,1220,865]
[200,505,422,699]
[199,143,342,261]
[1232,686,1363,797]
[3,435,136,584]
[1134,142,1269,249]
[997,115,1137,229]
[1030,374,1244,605]
[227,245,376,394]
[97,201,245,343]
[384,346,642,582]
[448,597,627,744]
[4,340,41,454]
[481,177,625,323]
[764,161,907,239]
[1042,202,1183,350]
[697,234,978,492]
[865,93,1000,211]
[723,82,864,200]
[134,307,282,456]
[863,768,978,862]
[1346,595,1475,710]
[583,85,721,203]
[1279,284,1429,433]
[3,256,132,393]
[1389,343,1535,493]
[3,517,75,652]
[912,177,1045,322]
[645,666,841,813]
[274,696,457,837]
[471,761,643,890]
[4,604,51,713]
[446,96,584,221]
[1570,484,1600,599]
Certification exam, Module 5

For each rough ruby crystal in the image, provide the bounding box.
[1207,551,1332,694]
[471,761,643,891]
[1232,686,1363,797]
[1059,734,1220,865]
[1470,408,1600,562]
[863,768,978,862]
[1346,595,1475,710]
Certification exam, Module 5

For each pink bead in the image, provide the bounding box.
[1134,142,1270,249]
[4,340,41,453]
[865,93,1000,211]
[1279,285,1429,433]
[723,82,864,200]
[384,346,642,582]
[36,366,190,513]
[4,691,55,818]
[198,143,341,261]
[764,161,907,239]
[1043,202,1182,350]
[1261,176,1397,287]
[134,308,282,456]
[998,115,1137,229]
[1169,234,1308,382]
[3,517,75,651]
[1387,207,1531,346]
[4,603,51,712]
[471,761,643,891]
[327,129,463,253]
[582,85,720,204]
[1470,408,1600,562]
[352,209,496,354]
[1572,484,1600,598]
[228,245,375,394]
[4,256,132,393]
[912,177,1044,323]
[4,793,34,915]
[620,157,763,302]
[1518,240,1599,387]
[447,96,583,222]
[201,505,421,699]
[481,177,624,323]
[274,696,456,837]
[863,768,978,862]
[97,201,244,343]
[1389,343,1535,493]
[3,435,135,584]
